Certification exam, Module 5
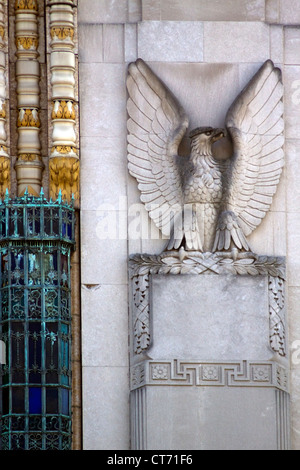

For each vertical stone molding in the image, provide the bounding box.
[48,0,79,204]
[14,0,43,196]
[0,0,9,197]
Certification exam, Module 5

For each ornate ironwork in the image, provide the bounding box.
[0,190,75,450]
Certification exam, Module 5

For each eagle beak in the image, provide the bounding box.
[212,128,226,142]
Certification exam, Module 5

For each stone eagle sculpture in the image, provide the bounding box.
[126,59,284,253]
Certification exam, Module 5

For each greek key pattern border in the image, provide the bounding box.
[130,360,289,393]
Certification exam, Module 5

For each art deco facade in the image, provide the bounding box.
[0,0,300,450]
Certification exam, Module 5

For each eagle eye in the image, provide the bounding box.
[205,131,212,136]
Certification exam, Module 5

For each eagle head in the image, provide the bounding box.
[189,127,226,156]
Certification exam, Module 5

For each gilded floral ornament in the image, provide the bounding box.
[50,27,74,41]
[52,100,76,120]
[0,100,6,119]
[17,108,40,128]
[16,37,38,51]
[17,153,42,162]
[51,145,78,156]
[0,156,10,197]
[15,0,38,11]
[49,156,79,203]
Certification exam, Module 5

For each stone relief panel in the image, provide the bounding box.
[129,252,287,361]
[126,59,284,255]
[126,56,288,450]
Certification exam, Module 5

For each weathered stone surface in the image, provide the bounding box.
[204,22,269,63]
[279,0,300,25]
[128,0,142,22]
[285,140,300,214]
[287,212,300,287]
[137,21,203,62]
[78,0,128,24]
[266,0,300,25]
[79,63,126,137]
[125,24,137,62]
[283,66,300,140]
[150,274,270,360]
[78,24,103,63]
[81,285,129,367]
[142,0,265,21]
[270,25,284,64]
[284,28,300,65]
[80,210,128,285]
[82,366,130,450]
[103,24,124,63]
[265,0,280,23]
[140,386,279,450]
[147,62,240,129]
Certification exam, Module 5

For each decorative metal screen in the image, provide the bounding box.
[0,191,75,450]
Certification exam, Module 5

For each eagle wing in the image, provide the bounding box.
[126,59,188,237]
[213,60,284,251]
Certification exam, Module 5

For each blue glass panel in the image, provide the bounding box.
[29,387,42,414]
[67,222,72,240]
[61,388,69,415]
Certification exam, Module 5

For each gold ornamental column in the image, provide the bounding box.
[0,0,10,197]
[47,1,81,450]
[14,0,43,196]
[48,0,79,205]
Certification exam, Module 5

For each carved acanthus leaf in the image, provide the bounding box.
[49,156,79,203]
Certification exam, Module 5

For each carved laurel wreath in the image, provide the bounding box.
[129,251,286,279]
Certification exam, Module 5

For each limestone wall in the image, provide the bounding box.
[78,0,300,449]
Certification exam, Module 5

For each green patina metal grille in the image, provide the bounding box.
[0,191,75,450]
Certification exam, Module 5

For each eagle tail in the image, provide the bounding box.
[167,206,203,251]
[212,210,250,252]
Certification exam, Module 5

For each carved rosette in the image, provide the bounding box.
[0,0,9,197]
[48,0,79,204]
[14,0,43,196]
